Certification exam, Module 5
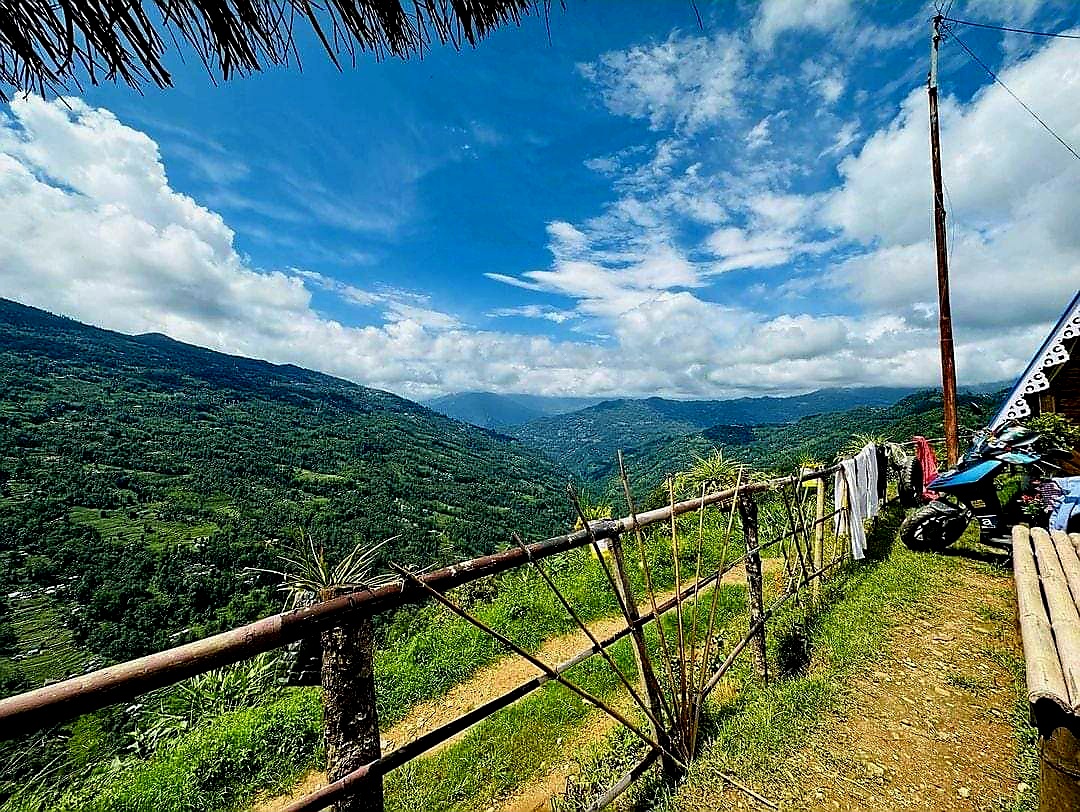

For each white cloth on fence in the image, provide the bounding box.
[832,443,880,561]
[859,443,881,521]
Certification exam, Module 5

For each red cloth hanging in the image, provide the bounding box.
[913,436,940,499]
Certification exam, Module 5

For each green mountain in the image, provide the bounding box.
[610,389,1007,499]
[424,391,603,431]
[511,387,918,480]
[0,299,569,686]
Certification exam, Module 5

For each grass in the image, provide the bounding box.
[557,502,980,811]
[375,520,742,728]
[987,644,1039,812]
[292,469,348,485]
[17,497,1033,812]
[20,520,743,812]
[383,584,749,812]
[22,691,324,812]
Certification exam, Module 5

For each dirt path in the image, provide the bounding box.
[255,559,783,812]
[692,566,1026,812]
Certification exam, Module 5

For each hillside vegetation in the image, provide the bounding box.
[424,392,603,431]
[511,388,916,478]
[607,389,1006,496]
[0,299,569,685]
[0,298,1015,812]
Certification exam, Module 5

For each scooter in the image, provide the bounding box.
[899,422,1048,552]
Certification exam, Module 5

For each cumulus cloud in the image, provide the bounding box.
[822,34,1080,333]
[0,95,923,401]
[4,8,1076,403]
[0,97,611,398]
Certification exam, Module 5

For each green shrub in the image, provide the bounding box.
[54,690,322,812]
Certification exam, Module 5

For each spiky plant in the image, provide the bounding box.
[130,652,284,756]
[255,529,393,608]
[571,488,614,530]
[253,531,392,811]
[673,448,746,499]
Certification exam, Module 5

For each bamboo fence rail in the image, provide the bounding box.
[0,459,870,812]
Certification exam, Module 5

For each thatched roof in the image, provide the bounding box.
[0,0,550,100]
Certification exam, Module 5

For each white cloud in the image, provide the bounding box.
[707,227,798,270]
[800,58,846,105]
[745,117,773,150]
[487,305,576,324]
[822,34,1080,333]
[579,33,746,133]
[2,96,917,401]
[0,97,616,399]
[819,120,859,157]
[297,269,461,330]
[5,10,1075,404]
[753,0,855,49]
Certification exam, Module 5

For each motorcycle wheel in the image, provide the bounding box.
[898,457,924,508]
[900,501,968,552]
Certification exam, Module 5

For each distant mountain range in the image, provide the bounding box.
[610,389,1009,499]
[507,387,920,479]
[423,391,604,430]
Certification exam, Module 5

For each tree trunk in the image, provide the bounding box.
[321,588,383,812]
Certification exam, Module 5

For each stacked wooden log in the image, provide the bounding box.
[1012,524,1080,811]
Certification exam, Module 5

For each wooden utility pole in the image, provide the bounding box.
[929,14,961,467]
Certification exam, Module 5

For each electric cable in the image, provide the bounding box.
[942,16,1080,40]
[942,25,1080,164]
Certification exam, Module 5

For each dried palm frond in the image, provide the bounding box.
[0,0,553,100]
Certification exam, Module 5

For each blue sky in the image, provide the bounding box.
[2,0,1079,399]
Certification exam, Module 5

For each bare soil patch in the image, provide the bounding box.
[693,566,1025,811]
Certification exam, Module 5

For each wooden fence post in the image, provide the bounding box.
[813,476,826,602]
[321,588,384,812]
[607,531,679,778]
[737,494,768,684]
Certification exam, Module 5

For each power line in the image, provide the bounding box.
[942,25,1080,164]
[942,16,1080,40]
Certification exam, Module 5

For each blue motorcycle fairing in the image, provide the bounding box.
[930,459,1004,489]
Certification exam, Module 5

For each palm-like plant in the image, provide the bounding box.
[255,530,392,812]
[571,488,614,530]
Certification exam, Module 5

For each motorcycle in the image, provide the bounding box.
[899,422,1052,552]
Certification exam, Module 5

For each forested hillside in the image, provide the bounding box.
[512,387,917,479]
[0,299,569,690]
[608,390,1007,497]
[424,391,602,430]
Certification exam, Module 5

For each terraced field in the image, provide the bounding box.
[3,588,95,687]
